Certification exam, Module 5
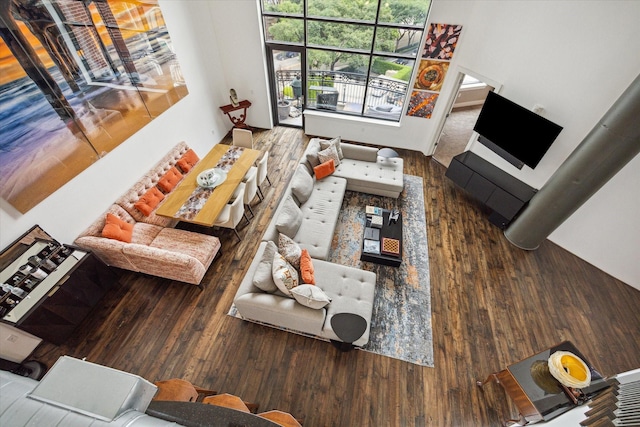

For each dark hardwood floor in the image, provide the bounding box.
[32,127,640,426]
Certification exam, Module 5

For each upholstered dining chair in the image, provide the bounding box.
[214,182,246,241]
[232,128,253,148]
[243,151,271,201]
[255,151,271,200]
[236,169,259,220]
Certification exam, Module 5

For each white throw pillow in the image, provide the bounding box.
[278,233,302,269]
[272,252,299,296]
[305,140,322,169]
[252,241,278,293]
[320,136,343,159]
[291,285,332,309]
[275,195,302,238]
[290,164,314,204]
[317,144,341,167]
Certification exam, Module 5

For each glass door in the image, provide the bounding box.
[267,46,304,127]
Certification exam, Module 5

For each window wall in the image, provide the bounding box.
[261,0,431,122]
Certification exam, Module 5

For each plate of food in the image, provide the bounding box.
[197,168,227,188]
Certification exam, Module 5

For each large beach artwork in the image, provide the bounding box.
[0,0,188,213]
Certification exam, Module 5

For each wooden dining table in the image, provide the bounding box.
[155,144,260,227]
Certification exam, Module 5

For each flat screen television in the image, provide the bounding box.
[473,91,563,169]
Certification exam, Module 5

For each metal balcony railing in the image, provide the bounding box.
[276,69,408,117]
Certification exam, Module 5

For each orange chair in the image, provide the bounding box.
[203,393,250,413]
[153,378,217,402]
[203,393,259,413]
[258,410,303,427]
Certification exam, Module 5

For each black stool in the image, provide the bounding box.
[330,313,367,352]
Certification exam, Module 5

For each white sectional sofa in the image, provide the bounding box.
[304,137,404,198]
[235,241,376,346]
[234,138,404,347]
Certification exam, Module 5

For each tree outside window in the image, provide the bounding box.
[262,0,431,121]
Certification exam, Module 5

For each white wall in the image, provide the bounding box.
[206,1,273,130]
[0,0,230,248]
[549,154,640,289]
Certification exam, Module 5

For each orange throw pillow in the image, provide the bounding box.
[313,160,335,180]
[299,249,315,285]
[134,187,165,216]
[102,213,133,242]
[176,149,199,173]
[157,166,183,193]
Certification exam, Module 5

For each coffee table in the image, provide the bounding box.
[360,208,403,267]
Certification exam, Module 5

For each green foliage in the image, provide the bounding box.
[267,0,430,71]
[308,0,378,21]
[267,17,303,43]
[393,66,413,82]
[370,58,412,81]
[283,86,294,98]
[371,58,405,75]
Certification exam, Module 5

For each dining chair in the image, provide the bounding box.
[214,182,246,241]
[202,393,251,413]
[236,169,259,220]
[232,128,253,148]
[258,410,303,426]
[152,379,217,402]
[256,151,271,200]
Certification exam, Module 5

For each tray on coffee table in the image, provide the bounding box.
[361,209,402,267]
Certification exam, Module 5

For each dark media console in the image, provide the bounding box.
[445,151,537,228]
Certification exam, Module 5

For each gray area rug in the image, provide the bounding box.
[329,175,433,367]
[228,175,433,367]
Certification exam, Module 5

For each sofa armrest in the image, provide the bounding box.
[234,292,326,335]
[341,142,378,162]
[73,235,136,270]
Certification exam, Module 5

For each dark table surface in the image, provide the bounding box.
[147,400,279,427]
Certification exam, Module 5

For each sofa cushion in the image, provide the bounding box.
[102,213,134,242]
[290,164,314,204]
[320,136,343,159]
[134,187,165,216]
[131,222,164,245]
[291,284,331,309]
[294,176,346,260]
[176,149,199,173]
[314,160,335,180]
[313,259,376,346]
[116,179,177,227]
[317,144,341,167]
[299,249,315,285]
[335,156,404,198]
[252,240,279,293]
[272,252,299,296]
[275,195,302,238]
[278,233,302,269]
[157,166,183,193]
[150,228,220,269]
[305,139,322,170]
